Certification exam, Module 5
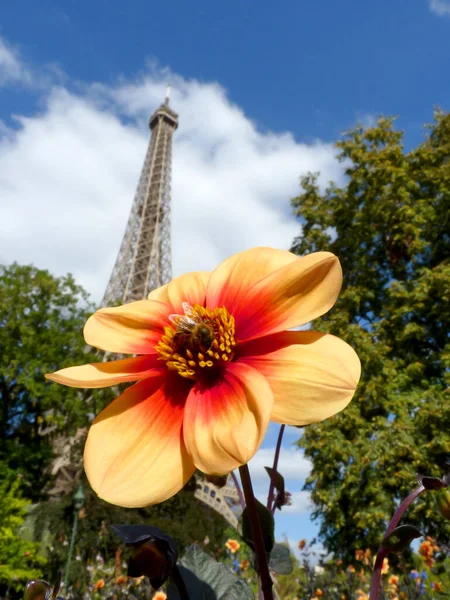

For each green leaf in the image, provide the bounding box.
[166,545,254,600]
[241,499,275,553]
[264,467,285,495]
[269,543,293,575]
[380,525,422,552]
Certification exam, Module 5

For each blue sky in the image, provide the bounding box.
[1,0,449,559]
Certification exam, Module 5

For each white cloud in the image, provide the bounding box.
[248,446,312,483]
[0,38,32,86]
[0,36,344,305]
[429,0,450,16]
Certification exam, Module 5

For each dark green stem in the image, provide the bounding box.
[267,424,285,514]
[369,484,425,600]
[239,464,274,600]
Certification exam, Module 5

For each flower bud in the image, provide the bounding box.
[436,489,450,520]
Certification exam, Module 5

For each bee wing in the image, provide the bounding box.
[168,314,197,331]
[169,303,199,329]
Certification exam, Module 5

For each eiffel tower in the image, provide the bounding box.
[49,89,242,529]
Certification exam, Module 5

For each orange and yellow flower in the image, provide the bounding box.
[225,539,241,553]
[153,592,167,600]
[355,549,365,562]
[240,559,250,571]
[46,248,360,507]
[94,580,105,591]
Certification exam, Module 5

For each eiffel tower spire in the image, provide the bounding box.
[102,88,178,306]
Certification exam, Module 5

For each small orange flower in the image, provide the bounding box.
[46,249,360,507]
[388,576,399,587]
[94,580,105,591]
[382,558,390,575]
[432,582,443,593]
[115,575,127,585]
[298,539,307,550]
[240,559,250,571]
[341,596,346,600]
[153,592,167,600]
[225,539,241,553]
[356,590,368,600]
[355,549,365,562]
[348,565,356,573]
[315,589,323,597]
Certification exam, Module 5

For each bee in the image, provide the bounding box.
[169,303,215,353]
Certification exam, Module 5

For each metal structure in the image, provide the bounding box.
[194,475,243,530]
[102,89,178,306]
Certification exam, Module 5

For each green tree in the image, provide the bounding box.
[290,111,450,558]
[0,263,108,500]
[0,465,46,596]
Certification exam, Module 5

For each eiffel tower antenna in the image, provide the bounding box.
[102,89,178,306]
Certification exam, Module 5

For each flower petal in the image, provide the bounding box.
[239,331,361,426]
[232,252,342,341]
[183,362,273,474]
[206,247,298,313]
[84,299,172,354]
[45,355,160,388]
[148,272,210,312]
[84,373,195,507]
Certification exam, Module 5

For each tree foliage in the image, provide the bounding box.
[290,111,450,558]
[0,263,107,500]
[0,465,46,595]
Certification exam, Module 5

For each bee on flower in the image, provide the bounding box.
[46,248,360,507]
[225,539,241,553]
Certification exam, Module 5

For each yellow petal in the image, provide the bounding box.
[239,331,361,425]
[148,271,210,312]
[84,299,172,354]
[45,355,160,388]
[183,362,273,474]
[206,247,298,313]
[84,373,195,507]
[232,252,342,341]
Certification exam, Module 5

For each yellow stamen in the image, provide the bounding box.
[155,304,236,380]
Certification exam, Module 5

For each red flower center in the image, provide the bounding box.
[155,302,236,379]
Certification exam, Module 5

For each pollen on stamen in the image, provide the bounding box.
[155,303,236,380]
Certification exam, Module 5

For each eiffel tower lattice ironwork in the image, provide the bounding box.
[102,90,178,306]
[49,90,243,530]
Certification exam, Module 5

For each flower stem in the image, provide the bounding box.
[267,424,285,514]
[231,470,246,510]
[369,484,426,600]
[239,464,274,600]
